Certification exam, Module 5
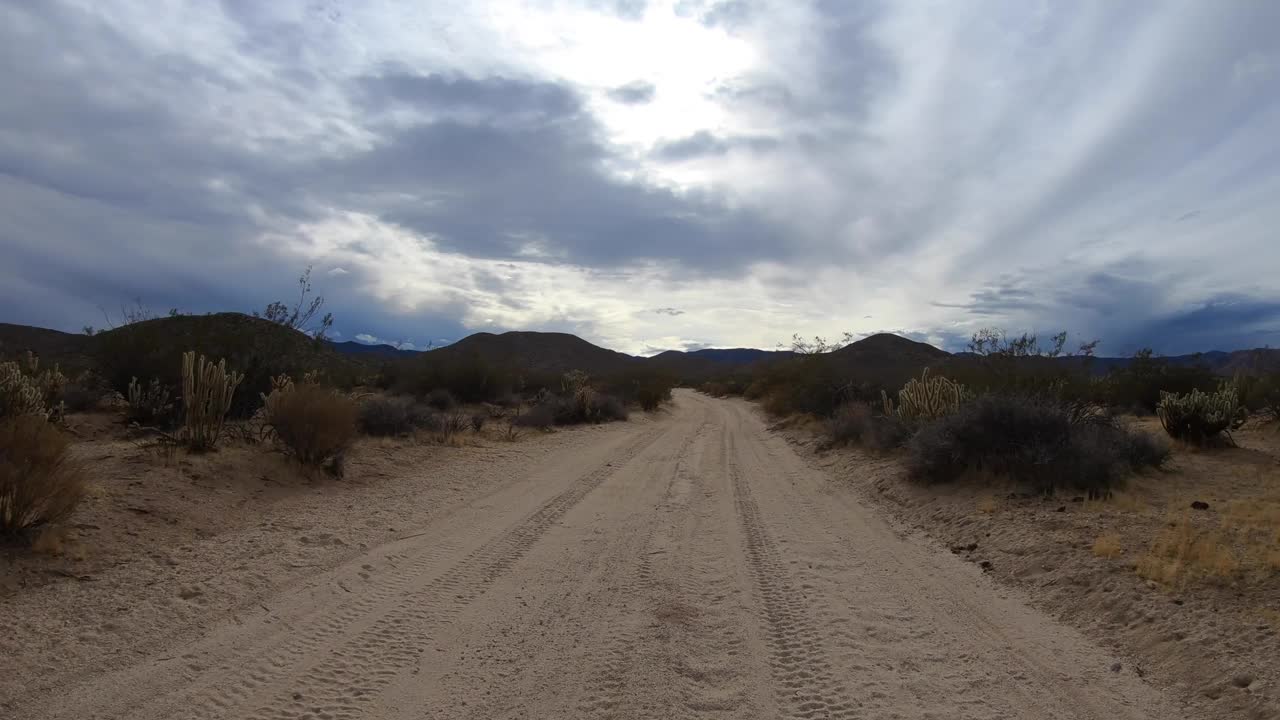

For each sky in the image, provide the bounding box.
[2,0,1279,356]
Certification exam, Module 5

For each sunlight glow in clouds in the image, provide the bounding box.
[2,0,1279,354]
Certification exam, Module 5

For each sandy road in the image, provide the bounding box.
[14,390,1185,720]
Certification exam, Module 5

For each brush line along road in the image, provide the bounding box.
[20,390,1180,719]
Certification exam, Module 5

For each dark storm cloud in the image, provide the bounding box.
[315,72,787,269]
[607,81,656,105]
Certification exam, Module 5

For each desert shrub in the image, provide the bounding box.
[1098,349,1218,413]
[743,380,768,400]
[906,394,1161,494]
[470,413,486,432]
[826,403,910,451]
[358,395,433,437]
[0,416,86,535]
[701,381,730,398]
[881,368,971,425]
[93,313,356,419]
[263,382,358,471]
[126,377,176,426]
[438,411,469,436]
[383,353,527,405]
[1156,384,1247,445]
[599,368,674,411]
[1111,425,1172,469]
[512,403,556,429]
[60,382,101,413]
[179,352,243,451]
[424,388,457,411]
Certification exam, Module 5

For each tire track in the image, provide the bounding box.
[727,431,860,720]
[170,422,675,720]
[571,424,703,720]
[657,427,753,720]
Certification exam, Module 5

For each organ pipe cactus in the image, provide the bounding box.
[180,351,243,450]
[882,368,971,424]
[1156,383,1247,444]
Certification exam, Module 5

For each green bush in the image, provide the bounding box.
[907,395,1163,495]
[1156,384,1247,445]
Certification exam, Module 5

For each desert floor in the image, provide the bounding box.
[3,390,1249,719]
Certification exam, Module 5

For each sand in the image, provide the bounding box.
[3,390,1187,719]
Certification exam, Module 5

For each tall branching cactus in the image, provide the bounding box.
[882,368,971,424]
[181,351,243,450]
[1156,383,1247,444]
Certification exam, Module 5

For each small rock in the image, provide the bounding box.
[1231,674,1253,689]
[292,693,303,700]
[965,542,979,552]
[178,587,202,600]
[1172,599,1184,606]
[979,560,993,570]
[1056,506,1066,512]
[1071,496,1084,503]
[1111,662,1122,673]
[1191,501,1210,511]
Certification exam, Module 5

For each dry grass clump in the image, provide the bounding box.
[1136,512,1239,585]
[1092,532,1123,558]
[0,416,86,536]
[263,382,358,473]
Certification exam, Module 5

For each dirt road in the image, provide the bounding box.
[12,390,1185,719]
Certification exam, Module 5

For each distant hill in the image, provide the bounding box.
[422,330,640,376]
[0,323,94,372]
[329,340,420,360]
[652,348,793,365]
[820,333,952,388]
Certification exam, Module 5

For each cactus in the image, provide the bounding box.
[0,361,48,420]
[127,377,174,424]
[1156,383,1247,444]
[882,368,971,424]
[180,351,243,451]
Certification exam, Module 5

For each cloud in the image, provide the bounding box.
[1,1,1278,357]
[652,131,780,161]
[607,80,656,104]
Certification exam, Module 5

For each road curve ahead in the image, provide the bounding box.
[22,390,1181,720]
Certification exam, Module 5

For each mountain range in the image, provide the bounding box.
[2,317,1278,381]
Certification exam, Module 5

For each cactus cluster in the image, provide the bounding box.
[180,351,244,450]
[127,377,174,424]
[882,368,971,424]
[1156,384,1247,443]
[0,361,48,420]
